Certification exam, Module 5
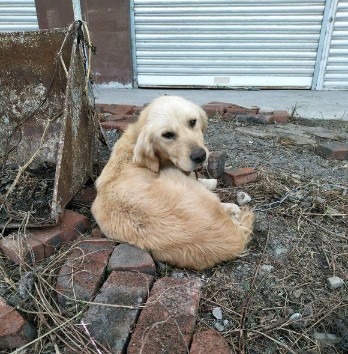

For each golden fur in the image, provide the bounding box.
[92,96,254,270]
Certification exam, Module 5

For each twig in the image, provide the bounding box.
[250,329,297,354]
[11,310,83,353]
[238,220,272,353]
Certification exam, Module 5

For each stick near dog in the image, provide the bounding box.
[92,96,254,270]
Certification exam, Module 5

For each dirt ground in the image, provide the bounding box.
[0,114,347,353]
[193,115,348,353]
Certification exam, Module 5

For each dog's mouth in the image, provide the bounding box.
[179,163,205,176]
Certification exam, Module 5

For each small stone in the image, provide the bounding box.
[259,107,274,114]
[274,246,288,259]
[171,269,185,279]
[207,151,227,178]
[289,312,303,329]
[237,191,252,206]
[291,174,301,180]
[214,322,225,332]
[327,276,344,289]
[223,319,229,326]
[261,264,274,272]
[313,332,340,344]
[316,196,326,204]
[289,312,302,321]
[293,288,304,299]
[18,272,34,299]
[212,307,223,320]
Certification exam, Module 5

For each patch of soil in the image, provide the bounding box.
[0,115,346,354]
[0,162,56,226]
[195,117,348,353]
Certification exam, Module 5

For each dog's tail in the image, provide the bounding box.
[238,207,255,245]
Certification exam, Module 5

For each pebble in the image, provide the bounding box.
[327,276,344,289]
[212,307,223,320]
[237,191,252,206]
[214,322,225,332]
[289,312,302,321]
[313,332,340,344]
[261,264,274,272]
[289,312,303,330]
[18,271,34,299]
[316,196,326,204]
[274,246,288,258]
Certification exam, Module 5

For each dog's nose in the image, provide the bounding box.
[190,148,207,164]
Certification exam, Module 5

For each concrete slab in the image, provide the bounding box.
[94,87,348,121]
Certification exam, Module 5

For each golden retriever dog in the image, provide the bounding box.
[92,96,254,270]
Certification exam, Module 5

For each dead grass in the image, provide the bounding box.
[197,169,347,353]
[0,238,115,354]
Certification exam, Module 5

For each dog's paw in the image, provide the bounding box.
[198,178,217,191]
[222,202,241,222]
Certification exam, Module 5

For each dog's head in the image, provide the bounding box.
[133,96,208,173]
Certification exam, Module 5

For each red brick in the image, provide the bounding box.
[108,243,156,276]
[91,226,106,238]
[128,277,201,354]
[201,104,227,117]
[207,102,259,115]
[0,232,45,265]
[225,104,251,115]
[207,151,227,178]
[101,120,130,132]
[96,104,135,116]
[0,297,36,349]
[190,329,231,354]
[72,185,97,204]
[270,110,289,124]
[104,114,138,123]
[224,112,268,124]
[224,168,258,187]
[83,271,154,354]
[316,142,348,160]
[56,239,115,305]
[59,209,90,243]
[29,226,64,258]
[133,105,145,114]
[0,210,89,264]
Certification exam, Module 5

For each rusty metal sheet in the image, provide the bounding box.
[0,24,96,227]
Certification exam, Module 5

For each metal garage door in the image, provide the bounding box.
[132,0,326,88]
[323,0,348,89]
[0,0,38,32]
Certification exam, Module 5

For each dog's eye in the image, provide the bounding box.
[189,119,197,128]
[162,131,175,139]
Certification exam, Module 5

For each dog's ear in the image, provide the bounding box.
[198,107,208,133]
[133,128,160,173]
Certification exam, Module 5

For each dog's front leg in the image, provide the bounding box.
[198,178,217,191]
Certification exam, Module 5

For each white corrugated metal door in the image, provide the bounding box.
[132,0,326,88]
[0,0,38,32]
[323,0,348,89]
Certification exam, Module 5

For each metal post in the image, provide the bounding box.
[312,0,339,90]
[72,0,82,21]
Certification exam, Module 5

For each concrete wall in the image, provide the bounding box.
[35,0,132,86]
